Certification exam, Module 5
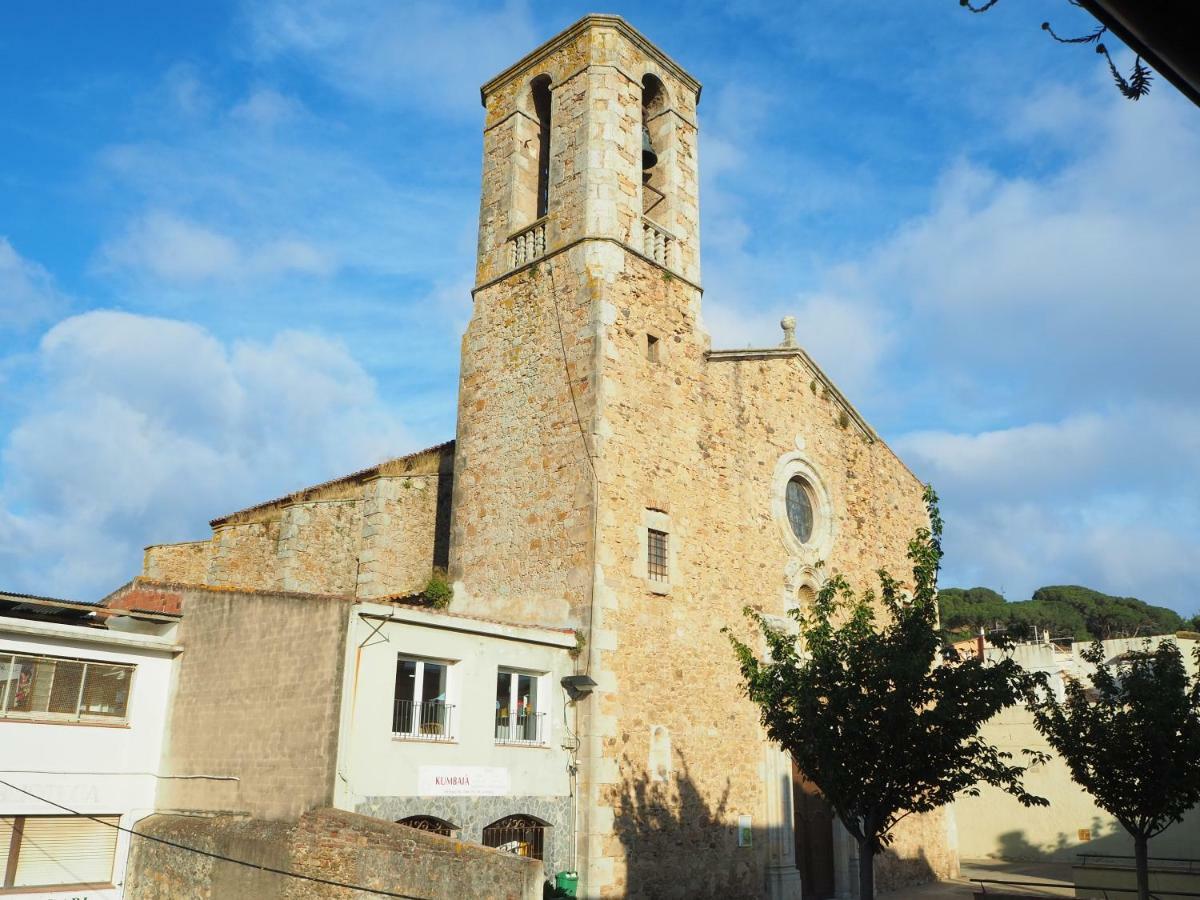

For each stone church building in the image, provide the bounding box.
[133,15,955,899]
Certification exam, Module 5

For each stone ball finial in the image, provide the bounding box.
[780,315,798,348]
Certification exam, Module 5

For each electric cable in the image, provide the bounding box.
[0,779,430,900]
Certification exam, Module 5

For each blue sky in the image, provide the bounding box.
[1,2,1197,613]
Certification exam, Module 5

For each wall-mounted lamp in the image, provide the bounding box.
[561,674,598,700]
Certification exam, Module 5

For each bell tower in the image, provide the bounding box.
[450,15,702,625]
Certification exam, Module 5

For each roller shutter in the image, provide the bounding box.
[10,815,119,888]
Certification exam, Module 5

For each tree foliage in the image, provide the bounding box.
[1028,639,1200,900]
[939,584,1184,642]
[727,487,1046,898]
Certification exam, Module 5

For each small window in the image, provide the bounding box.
[647,529,669,581]
[495,669,544,744]
[482,815,548,861]
[785,476,815,543]
[396,816,457,838]
[0,653,133,724]
[646,333,660,362]
[394,656,453,741]
[0,815,120,889]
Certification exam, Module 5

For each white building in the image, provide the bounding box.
[0,592,179,899]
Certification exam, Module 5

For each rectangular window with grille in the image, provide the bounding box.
[0,653,133,724]
[1,815,120,889]
[647,529,669,581]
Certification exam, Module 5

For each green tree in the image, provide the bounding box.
[727,488,1047,899]
[937,586,1010,638]
[1029,640,1200,900]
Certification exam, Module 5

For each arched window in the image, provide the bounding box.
[641,74,669,217]
[531,75,552,219]
[396,815,457,838]
[482,814,548,861]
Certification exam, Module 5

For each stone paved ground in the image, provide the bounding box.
[880,859,1076,899]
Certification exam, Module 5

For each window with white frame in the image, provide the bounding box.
[0,652,133,725]
[0,815,120,890]
[393,656,453,741]
[494,669,545,744]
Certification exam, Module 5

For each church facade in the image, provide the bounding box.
[135,16,955,899]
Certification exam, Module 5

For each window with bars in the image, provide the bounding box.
[647,528,669,581]
[0,653,133,724]
[1,815,120,889]
[482,815,548,861]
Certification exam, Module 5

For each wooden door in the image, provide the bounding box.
[793,762,836,899]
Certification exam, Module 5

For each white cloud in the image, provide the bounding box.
[896,407,1200,610]
[241,0,538,117]
[229,87,304,128]
[0,239,65,332]
[0,311,413,600]
[98,211,335,284]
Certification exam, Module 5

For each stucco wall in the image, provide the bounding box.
[124,808,543,900]
[0,624,178,900]
[155,585,351,820]
[334,604,577,875]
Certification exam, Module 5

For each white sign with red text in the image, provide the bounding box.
[418,766,510,797]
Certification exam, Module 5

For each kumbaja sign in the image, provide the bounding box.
[418,766,510,797]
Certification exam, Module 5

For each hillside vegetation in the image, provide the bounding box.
[938,585,1197,642]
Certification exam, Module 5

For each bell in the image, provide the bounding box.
[641,124,658,171]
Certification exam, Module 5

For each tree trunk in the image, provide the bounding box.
[857,837,875,900]
[1133,832,1150,900]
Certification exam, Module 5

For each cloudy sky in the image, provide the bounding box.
[1,2,1197,612]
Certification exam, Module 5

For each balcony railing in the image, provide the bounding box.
[494,711,545,745]
[639,217,675,268]
[393,700,454,742]
[508,218,547,268]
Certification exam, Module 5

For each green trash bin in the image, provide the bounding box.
[555,871,579,898]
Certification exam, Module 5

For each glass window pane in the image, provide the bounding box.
[786,477,814,543]
[1,655,18,712]
[78,664,131,719]
[495,671,512,737]
[9,658,50,714]
[421,664,446,704]
[393,659,417,733]
[48,661,85,715]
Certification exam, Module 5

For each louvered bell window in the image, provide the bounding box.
[0,815,120,888]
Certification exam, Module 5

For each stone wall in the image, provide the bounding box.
[139,444,454,600]
[143,540,210,583]
[125,808,543,900]
[357,794,573,880]
[154,584,352,820]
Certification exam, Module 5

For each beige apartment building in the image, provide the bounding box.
[130,15,953,899]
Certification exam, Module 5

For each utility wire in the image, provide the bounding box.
[0,779,430,900]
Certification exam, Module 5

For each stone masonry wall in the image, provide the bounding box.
[209,520,282,591]
[125,808,543,900]
[451,247,596,626]
[141,446,453,600]
[155,584,351,821]
[583,247,950,896]
[143,540,210,584]
[356,472,453,599]
[280,500,361,595]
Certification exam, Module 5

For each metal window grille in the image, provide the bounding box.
[395,816,457,838]
[647,529,669,581]
[0,654,133,724]
[494,711,545,744]
[392,700,454,741]
[482,816,546,861]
